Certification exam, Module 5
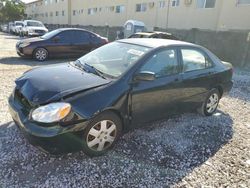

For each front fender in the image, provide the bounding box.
[65,80,130,122]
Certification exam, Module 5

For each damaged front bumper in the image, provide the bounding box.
[8,94,89,154]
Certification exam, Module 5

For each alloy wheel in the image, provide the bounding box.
[87,120,117,151]
[206,93,219,113]
[35,48,47,61]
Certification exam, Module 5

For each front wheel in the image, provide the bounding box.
[198,89,220,116]
[82,111,122,157]
[33,48,48,61]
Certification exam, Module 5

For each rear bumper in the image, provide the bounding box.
[222,80,233,96]
[8,95,88,154]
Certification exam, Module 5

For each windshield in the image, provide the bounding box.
[41,29,60,39]
[78,42,151,78]
[27,21,43,27]
[15,22,23,26]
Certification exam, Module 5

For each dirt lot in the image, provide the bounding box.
[0,32,249,187]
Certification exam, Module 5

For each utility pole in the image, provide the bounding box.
[166,0,170,29]
[68,0,71,25]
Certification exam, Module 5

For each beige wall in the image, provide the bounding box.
[167,0,223,30]
[25,0,69,25]
[25,0,250,31]
[71,0,128,26]
[217,0,250,30]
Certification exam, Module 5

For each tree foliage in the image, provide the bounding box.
[0,0,25,23]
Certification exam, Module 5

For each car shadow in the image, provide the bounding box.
[114,110,234,186]
[0,56,74,67]
[0,110,233,186]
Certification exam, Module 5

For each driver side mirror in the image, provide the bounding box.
[52,36,60,43]
[133,71,156,81]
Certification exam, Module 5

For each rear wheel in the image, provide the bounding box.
[33,48,48,61]
[82,111,122,156]
[198,89,220,116]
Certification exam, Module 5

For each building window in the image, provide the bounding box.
[106,6,115,12]
[81,9,84,14]
[197,0,216,8]
[73,10,76,16]
[50,12,53,17]
[45,12,48,17]
[136,3,147,12]
[55,0,58,3]
[55,11,59,16]
[159,1,166,8]
[88,8,98,15]
[116,5,125,13]
[171,0,180,7]
[237,0,250,5]
[62,10,65,16]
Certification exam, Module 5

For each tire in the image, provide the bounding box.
[33,48,48,61]
[82,111,122,157]
[198,89,220,116]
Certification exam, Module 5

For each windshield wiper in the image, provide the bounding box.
[71,60,87,72]
[83,63,107,79]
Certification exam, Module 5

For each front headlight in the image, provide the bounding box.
[31,102,71,123]
[19,42,30,48]
[29,29,34,33]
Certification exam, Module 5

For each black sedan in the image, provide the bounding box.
[16,28,108,61]
[9,39,233,156]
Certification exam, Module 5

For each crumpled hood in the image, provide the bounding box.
[15,63,110,105]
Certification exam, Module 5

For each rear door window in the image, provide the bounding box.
[73,31,90,44]
[56,31,75,43]
[181,48,213,72]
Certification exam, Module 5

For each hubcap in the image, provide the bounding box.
[36,49,47,60]
[206,93,219,113]
[87,120,117,151]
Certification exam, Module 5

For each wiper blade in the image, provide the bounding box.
[84,63,107,79]
[72,60,87,72]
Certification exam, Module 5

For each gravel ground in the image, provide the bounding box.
[0,32,249,187]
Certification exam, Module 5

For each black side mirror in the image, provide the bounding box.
[134,71,156,81]
[53,36,60,43]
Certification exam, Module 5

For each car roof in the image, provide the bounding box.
[56,28,96,34]
[135,31,173,36]
[57,28,87,31]
[24,20,42,23]
[134,32,152,36]
[119,38,198,48]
